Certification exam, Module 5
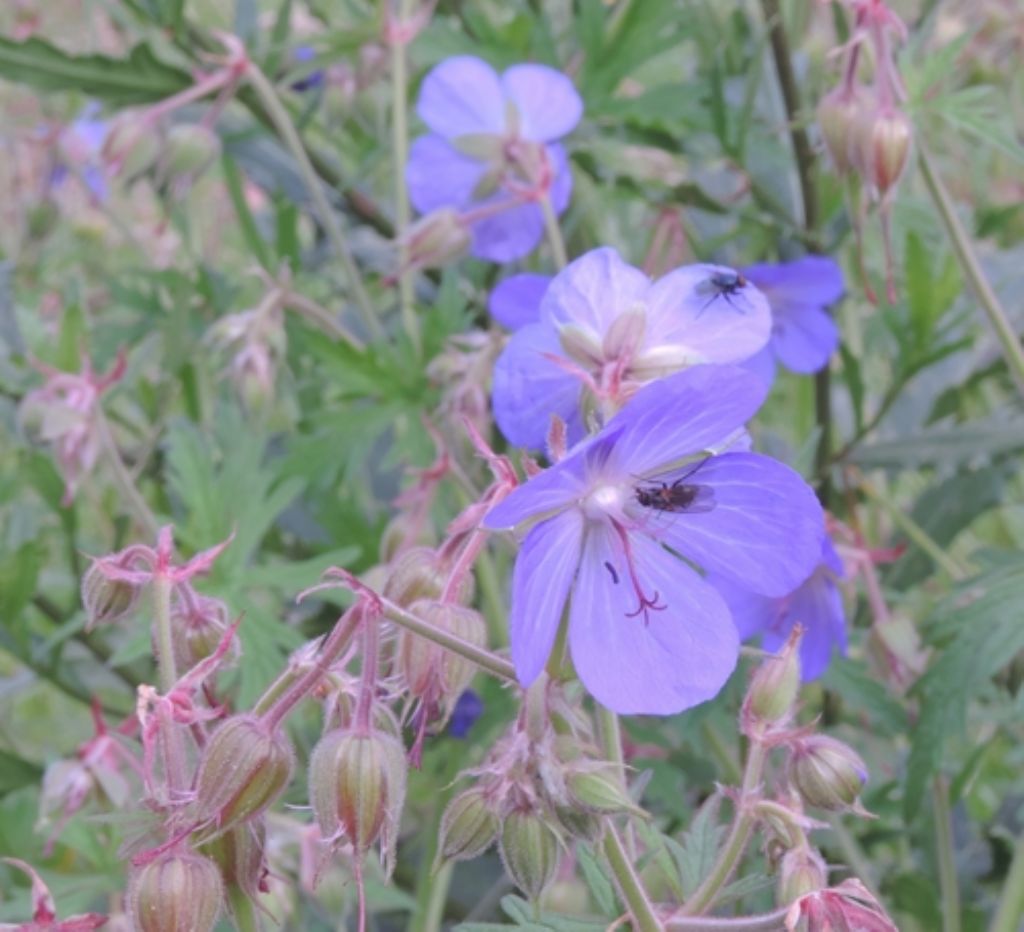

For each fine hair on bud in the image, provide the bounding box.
[789,735,869,814]
[128,850,224,932]
[398,600,487,708]
[81,561,141,630]
[382,547,474,608]
[308,727,408,872]
[742,625,802,734]
[437,786,501,865]
[192,715,295,841]
[498,809,561,902]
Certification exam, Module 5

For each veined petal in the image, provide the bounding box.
[646,264,771,364]
[483,455,587,530]
[406,134,486,213]
[509,511,583,685]
[741,344,778,387]
[489,274,552,330]
[502,64,583,141]
[491,322,585,450]
[657,452,824,597]
[773,305,839,374]
[707,574,782,641]
[569,526,738,714]
[601,365,768,477]
[762,573,846,681]
[416,56,506,137]
[539,247,650,333]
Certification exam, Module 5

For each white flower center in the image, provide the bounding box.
[583,482,625,521]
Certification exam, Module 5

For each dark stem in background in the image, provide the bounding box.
[759,0,832,507]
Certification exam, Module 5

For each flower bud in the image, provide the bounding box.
[789,736,868,813]
[565,766,642,817]
[382,548,473,608]
[437,786,501,864]
[498,810,561,901]
[399,601,487,709]
[308,728,407,864]
[554,805,604,844]
[128,850,223,932]
[778,846,828,902]
[81,561,141,630]
[159,124,221,188]
[199,820,267,899]
[171,592,236,672]
[192,716,294,840]
[103,112,161,180]
[602,303,647,361]
[817,86,868,176]
[853,107,912,196]
[400,209,470,273]
[742,627,801,734]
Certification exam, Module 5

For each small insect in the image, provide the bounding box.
[695,269,748,315]
[634,456,716,515]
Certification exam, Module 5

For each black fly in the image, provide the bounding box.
[696,269,748,315]
[634,456,715,515]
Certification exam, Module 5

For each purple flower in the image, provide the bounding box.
[53,102,109,201]
[448,689,484,738]
[740,256,844,385]
[491,248,772,451]
[406,55,582,263]
[489,273,551,331]
[291,46,324,91]
[709,537,846,681]
[483,365,824,715]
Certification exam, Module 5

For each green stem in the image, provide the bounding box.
[682,742,768,915]
[663,907,789,931]
[414,860,452,932]
[540,194,569,270]
[227,888,261,932]
[918,145,1024,399]
[244,64,382,341]
[388,0,419,351]
[826,815,880,900]
[933,775,961,932]
[603,825,665,932]
[990,824,1024,932]
[381,597,516,682]
[94,409,159,539]
[284,291,365,349]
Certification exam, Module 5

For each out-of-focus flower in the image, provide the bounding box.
[1,858,107,930]
[739,256,845,386]
[19,350,126,505]
[785,878,898,931]
[488,273,551,331]
[711,537,847,682]
[52,102,109,202]
[207,299,286,411]
[448,689,484,738]
[406,55,582,263]
[491,248,771,450]
[290,45,324,92]
[483,366,824,714]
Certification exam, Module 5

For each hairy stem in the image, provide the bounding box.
[95,409,159,539]
[682,742,768,915]
[663,906,789,931]
[918,145,1024,398]
[603,824,666,932]
[933,776,961,932]
[245,65,382,341]
[540,194,569,270]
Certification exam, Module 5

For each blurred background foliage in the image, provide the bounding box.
[0,0,1022,929]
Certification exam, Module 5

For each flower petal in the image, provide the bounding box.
[540,247,650,333]
[646,264,771,364]
[406,134,487,214]
[502,64,583,141]
[483,454,587,531]
[490,274,553,330]
[508,511,583,685]
[744,256,845,309]
[469,200,545,262]
[601,365,768,477]
[416,56,506,137]
[761,573,847,681]
[546,142,574,214]
[657,452,824,597]
[772,305,839,374]
[569,526,738,714]
[707,574,781,640]
[491,322,586,450]
[741,345,777,387]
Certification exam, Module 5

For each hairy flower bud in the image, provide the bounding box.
[565,766,642,817]
[128,850,224,932]
[742,627,801,734]
[159,124,221,188]
[81,561,141,630]
[499,810,561,901]
[382,547,474,608]
[817,86,868,176]
[400,209,470,273]
[789,736,868,813]
[103,112,161,180]
[308,728,407,868]
[779,846,828,902]
[171,591,236,672]
[192,716,294,840]
[399,601,487,710]
[437,786,501,864]
[853,107,912,196]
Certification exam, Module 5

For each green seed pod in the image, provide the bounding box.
[308,728,407,864]
[817,86,868,176]
[128,850,223,932]
[789,736,868,813]
[199,819,267,899]
[437,787,501,864]
[192,716,294,840]
[742,627,801,733]
[498,810,561,901]
[81,561,140,630]
[778,846,828,902]
[399,601,487,706]
[565,766,642,816]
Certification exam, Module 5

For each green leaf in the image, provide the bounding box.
[0,37,189,107]
[824,658,910,735]
[496,895,608,931]
[222,155,273,269]
[0,750,43,796]
[576,844,618,917]
[666,795,725,897]
[904,561,1024,819]
[850,419,1024,469]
